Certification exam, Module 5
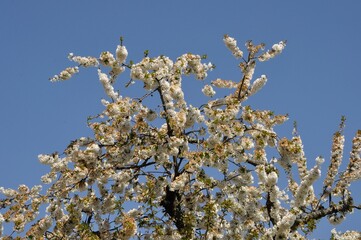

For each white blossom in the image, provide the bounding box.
[211,78,238,89]
[38,154,56,165]
[116,45,128,63]
[331,229,361,240]
[223,34,243,58]
[170,173,188,191]
[99,51,116,66]
[249,74,267,96]
[68,53,99,67]
[50,66,79,82]
[0,187,17,197]
[98,69,119,100]
[294,157,323,207]
[258,40,286,62]
[202,84,216,97]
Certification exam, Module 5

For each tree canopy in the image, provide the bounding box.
[1,35,360,239]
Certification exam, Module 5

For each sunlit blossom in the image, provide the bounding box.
[202,84,216,97]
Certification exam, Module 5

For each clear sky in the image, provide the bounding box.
[1,1,361,238]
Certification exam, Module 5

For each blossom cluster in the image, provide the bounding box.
[223,34,243,59]
[258,40,286,62]
[50,42,128,85]
[323,131,345,194]
[331,229,361,240]
[68,53,99,67]
[333,130,361,196]
[202,84,216,97]
[49,66,79,82]
[249,74,267,96]
[211,78,238,89]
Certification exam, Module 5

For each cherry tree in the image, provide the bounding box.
[1,35,360,239]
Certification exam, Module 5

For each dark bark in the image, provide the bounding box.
[160,186,185,231]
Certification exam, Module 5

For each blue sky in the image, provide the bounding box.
[1,1,361,238]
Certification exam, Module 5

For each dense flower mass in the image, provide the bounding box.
[1,35,360,239]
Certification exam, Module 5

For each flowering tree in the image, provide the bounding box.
[1,35,361,239]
